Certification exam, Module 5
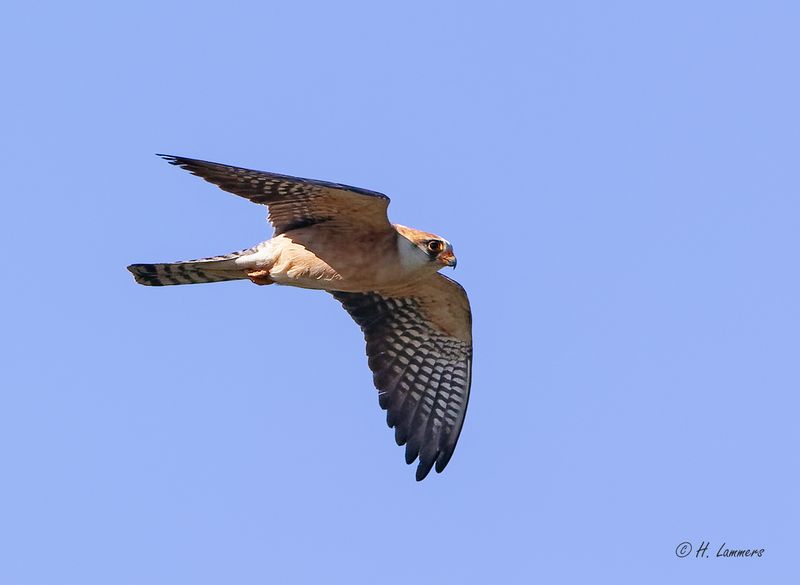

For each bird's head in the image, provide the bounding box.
[394,224,457,272]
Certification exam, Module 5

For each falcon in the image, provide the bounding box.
[128,155,472,481]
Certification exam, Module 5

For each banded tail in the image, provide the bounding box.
[128,247,257,286]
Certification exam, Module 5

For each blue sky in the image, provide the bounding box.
[1,1,798,583]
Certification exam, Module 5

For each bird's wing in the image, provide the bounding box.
[332,274,472,481]
[159,155,391,235]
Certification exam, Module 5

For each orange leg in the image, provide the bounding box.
[246,269,274,286]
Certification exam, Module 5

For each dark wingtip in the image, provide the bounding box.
[156,153,181,165]
[405,443,419,465]
[415,457,436,481]
[394,424,410,446]
[434,449,454,473]
[415,450,453,480]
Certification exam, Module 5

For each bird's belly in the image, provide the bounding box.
[266,249,349,290]
[268,263,390,292]
[236,234,417,292]
[269,271,340,290]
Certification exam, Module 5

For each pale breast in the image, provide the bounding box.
[263,229,427,292]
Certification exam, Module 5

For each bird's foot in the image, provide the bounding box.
[246,269,274,286]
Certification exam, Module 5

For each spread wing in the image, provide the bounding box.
[332,274,472,481]
[159,155,391,235]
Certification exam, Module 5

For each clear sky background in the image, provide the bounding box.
[1,1,798,583]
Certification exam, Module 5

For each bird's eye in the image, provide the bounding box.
[427,240,444,254]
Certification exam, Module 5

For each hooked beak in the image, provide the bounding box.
[440,250,457,269]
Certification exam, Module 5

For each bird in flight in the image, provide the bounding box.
[128,155,472,480]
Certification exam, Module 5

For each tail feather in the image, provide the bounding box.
[128,247,257,286]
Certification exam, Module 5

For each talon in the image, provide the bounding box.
[247,269,274,286]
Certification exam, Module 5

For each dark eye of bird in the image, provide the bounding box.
[427,240,443,254]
